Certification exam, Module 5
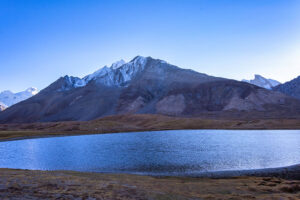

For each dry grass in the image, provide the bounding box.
[0,168,299,199]
[0,114,300,141]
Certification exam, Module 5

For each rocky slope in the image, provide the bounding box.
[242,74,280,89]
[0,56,299,123]
[273,76,300,99]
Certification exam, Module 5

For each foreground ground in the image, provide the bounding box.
[0,168,299,200]
[1,114,300,141]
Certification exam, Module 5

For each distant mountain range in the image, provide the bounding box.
[242,75,281,89]
[273,76,300,100]
[242,75,300,100]
[1,56,299,123]
[0,88,38,109]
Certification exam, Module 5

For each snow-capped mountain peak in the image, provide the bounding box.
[116,56,148,83]
[67,56,149,89]
[0,87,39,107]
[0,102,7,111]
[130,56,148,65]
[111,59,126,69]
[26,87,39,95]
[83,66,110,82]
[242,74,280,89]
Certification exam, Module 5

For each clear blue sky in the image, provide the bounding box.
[1,0,300,92]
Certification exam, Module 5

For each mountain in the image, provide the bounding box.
[242,75,281,89]
[0,87,38,108]
[0,102,6,111]
[273,76,300,99]
[0,56,299,123]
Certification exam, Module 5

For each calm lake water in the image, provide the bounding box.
[0,130,300,176]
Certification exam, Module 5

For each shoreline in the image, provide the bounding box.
[1,163,300,180]
[185,164,300,180]
[1,128,300,143]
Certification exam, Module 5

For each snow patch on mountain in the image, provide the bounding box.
[242,75,280,89]
[58,76,87,91]
[0,87,39,107]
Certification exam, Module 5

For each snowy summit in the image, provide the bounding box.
[0,87,39,108]
[242,75,281,90]
[63,56,149,90]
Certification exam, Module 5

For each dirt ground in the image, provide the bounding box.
[0,168,299,200]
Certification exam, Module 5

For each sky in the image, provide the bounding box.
[0,0,300,92]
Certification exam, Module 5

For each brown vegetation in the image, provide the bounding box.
[1,114,300,141]
[0,168,299,199]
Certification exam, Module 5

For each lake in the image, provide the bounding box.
[0,130,299,176]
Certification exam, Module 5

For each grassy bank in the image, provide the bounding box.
[1,114,300,141]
